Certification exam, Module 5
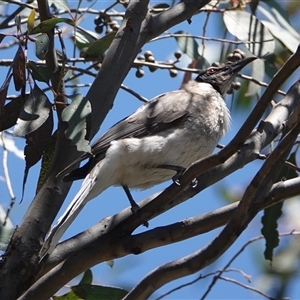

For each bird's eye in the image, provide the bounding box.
[207,68,216,74]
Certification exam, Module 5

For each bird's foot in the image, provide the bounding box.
[130,202,140,215]
[157,164,186,186]
[130,204,149,227]
[157,164,199,187]
[172,172,184,186]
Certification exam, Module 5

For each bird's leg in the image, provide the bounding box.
[122,185,149,227]
[157,164,186,185]
[157,164,198,188]
[122,185,139,213]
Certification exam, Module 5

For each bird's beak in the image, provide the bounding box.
[226,56,257,75]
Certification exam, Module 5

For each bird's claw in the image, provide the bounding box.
[172,174,182,186]
[130,203,149,227]
[131,203,140,215]
[171,167,185,186]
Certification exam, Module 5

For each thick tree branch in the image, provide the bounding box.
[20,176,300,300]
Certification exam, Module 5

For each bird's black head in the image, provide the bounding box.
[195,56,257,95]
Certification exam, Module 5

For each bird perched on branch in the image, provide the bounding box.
[40,56,257,258]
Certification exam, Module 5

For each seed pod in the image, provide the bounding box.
[137,55,145,61]
[212,62,222,67]
[233,52,243,61]
[95,25,103,34]
[232,81,241,90]
[174,51,182,60]
[111,24,120,31]
[146,55,155,63]
[233,49,246,59]
[136,68,144,78]
[169,69,178,78]
[144,50,153,60]
[94,17,102,25]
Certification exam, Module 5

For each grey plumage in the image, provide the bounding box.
[40,56,256,257]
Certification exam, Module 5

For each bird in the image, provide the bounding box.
[40,56,257,258]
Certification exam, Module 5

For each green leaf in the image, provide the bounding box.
[80,32,116,61]
[246,58,264,97]
[15,15,21,32]
[0,74,12,117]
[174,30,200,60]
[34,34,49,60]
[53,289,79,300]
[74,29,98,51]
[195,56,210,70]
[30,18,74,35]
[0,95,25,132]
[261,203,282,261]
[261,152,298,261]
[262,0,290,23]
[12,45,26,91]
[27,9,36,33]
[27,61,51,84]
[72,284,128,300]
[105,260,114,268]
[79,269,93,285]
[258,5,300,53]
[49,0,70,11]
[22,108,53,200]
[223,10,275,57]
[14,85,52,136]
[61,94,91,153]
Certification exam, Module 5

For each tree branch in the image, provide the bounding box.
[20,176,300,300]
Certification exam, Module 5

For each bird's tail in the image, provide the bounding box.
[39,175,98,259]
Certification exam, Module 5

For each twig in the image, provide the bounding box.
[151,33,273,46]
[220,276,276,300]
[0,132,16,226]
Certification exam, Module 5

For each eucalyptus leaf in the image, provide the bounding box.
[49,0,70,11]
[246,58,264,96]
[12,45,26,91]
[223,10,275,57]
[72,284,128,300]
[30,18,74,35]
[61,94,91,153]
[27,9,35,33]
[258,5,300,53]
[174,30,200,60]
[81,32,116,61]
[34,34,49,60]
[14,85,52,136]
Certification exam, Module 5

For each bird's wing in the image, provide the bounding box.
[61,90,194,180]
[92,90,193,151]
